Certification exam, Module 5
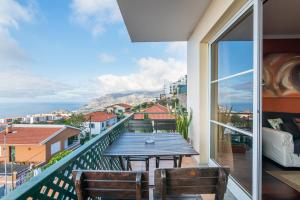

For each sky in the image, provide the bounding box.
[0,0,187,103]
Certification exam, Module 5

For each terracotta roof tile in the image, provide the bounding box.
[0,126,62,145]
[85,111,117,122]
[134,104,175,120]
[115,103,132,109]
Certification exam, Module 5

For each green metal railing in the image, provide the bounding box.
[2,115,132,200]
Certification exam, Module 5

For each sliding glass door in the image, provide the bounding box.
[209,1,262,199]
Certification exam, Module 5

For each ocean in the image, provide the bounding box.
[0,102,84,118]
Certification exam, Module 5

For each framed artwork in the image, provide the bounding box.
[263,53,300,97]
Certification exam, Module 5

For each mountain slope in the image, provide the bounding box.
[78,91,159,113]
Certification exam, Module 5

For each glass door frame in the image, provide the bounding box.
[207,0,263,200]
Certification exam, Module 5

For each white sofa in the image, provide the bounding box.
[262,127,300,167]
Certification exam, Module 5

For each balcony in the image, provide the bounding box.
[2,112,202,200]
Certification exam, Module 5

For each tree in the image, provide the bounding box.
[141,102,148,109]
[57,113,85,129]
[12,119,21,124]
[56,113,88,143]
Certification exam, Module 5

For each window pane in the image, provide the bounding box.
[211,12,253,81]
[210,123,252,194]
[211,73,253,132]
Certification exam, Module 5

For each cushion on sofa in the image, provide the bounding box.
[281,122,300,140]
[268,118,283,130]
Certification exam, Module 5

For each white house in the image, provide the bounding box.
[105,103,132,115]
[84,111,118,135]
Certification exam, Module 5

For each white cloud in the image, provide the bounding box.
[165,42,187,59]
[98,52,116,63]
[0,66,69,99]
[0,56,187,102]
[0,66,102,102]
[0,0,34,29]
[0,0,36,66]
[97,57,186,94]
[70,0,122,37]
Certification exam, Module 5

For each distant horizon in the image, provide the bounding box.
[0,102,85,119]
[0,89,163,104]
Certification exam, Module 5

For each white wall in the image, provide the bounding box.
[187,0,246,164]
[84,117,117,135]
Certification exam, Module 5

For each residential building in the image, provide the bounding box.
[105,103,132,115]
[134,104,175,120]
[0,119,12,124]
[0,114,69,125]
[5,1,300,200]
[116,0,300,199]
[84,112,117,135]
[25,114,66,124]
[0,125,80,164]
[177,83,187,108]
[164,75,187,96]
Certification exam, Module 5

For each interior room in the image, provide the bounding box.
[262,0,300,199]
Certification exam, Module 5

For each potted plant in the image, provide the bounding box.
[175,107,192,141]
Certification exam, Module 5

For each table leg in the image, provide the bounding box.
[118,156,125,170]
[178,155,183,168]
[126,156,132,171]
[173,156,177,168]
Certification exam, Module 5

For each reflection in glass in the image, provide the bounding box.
[211,11,253,81]
[210,123,252,194]
[211,73,253,132]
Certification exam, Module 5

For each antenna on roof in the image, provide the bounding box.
[5,123,13,135]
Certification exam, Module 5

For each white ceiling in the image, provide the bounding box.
[117,0,211,42]
[264,0,300,37]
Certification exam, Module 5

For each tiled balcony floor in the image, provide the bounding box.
[131,157,236,200]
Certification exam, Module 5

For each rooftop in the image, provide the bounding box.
[85,111,117,122]
[0,125,79,145]
[115,103,132,109]
[134,104,175,120]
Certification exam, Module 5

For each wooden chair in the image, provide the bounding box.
[127,119,152,170]
[128,120,153,133]
[155,155,179,168]
[154,120,176,133]
[126,156,150,171]
[153,120,177,168]
[73,170,149,200]
[154,167,230,200]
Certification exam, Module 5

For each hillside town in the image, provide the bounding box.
[0,75,187,195]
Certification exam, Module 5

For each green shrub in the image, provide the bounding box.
[42,150,72,170]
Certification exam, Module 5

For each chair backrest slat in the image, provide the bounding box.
[154,120,176,132]
[73,170,149,200]
[154,167,229,200]
[128,120,153,132]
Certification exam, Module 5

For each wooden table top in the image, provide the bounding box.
[103,132,199,157]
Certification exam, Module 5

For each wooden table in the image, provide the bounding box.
[103,133,199,170]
